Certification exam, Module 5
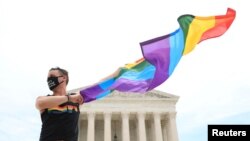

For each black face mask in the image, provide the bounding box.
[47,76,64,91]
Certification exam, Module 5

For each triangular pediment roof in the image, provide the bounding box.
[68,87,179,102]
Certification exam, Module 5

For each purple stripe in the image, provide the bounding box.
[110,78,152,92]
[80,85,103,103]
[140,34,171,46]
[140,35,171,90]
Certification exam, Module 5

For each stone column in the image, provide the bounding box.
[104,111,112,141]
[167,112,179,141]
[78,119,84,141]
[162,120,168,141]
[121,112,130,141]
[153,112,163,141]
[150,118,155,141]
[87,112,95,141]
[137,112,147,141]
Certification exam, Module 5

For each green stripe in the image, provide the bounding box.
[177,14,194,45]
[132,60,151,71]
[117,60,152,78]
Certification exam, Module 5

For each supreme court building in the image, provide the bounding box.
[71,89,179,141]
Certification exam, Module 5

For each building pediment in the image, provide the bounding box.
[68,86,179,101]
[108,90,178,100]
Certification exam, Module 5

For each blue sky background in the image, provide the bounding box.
[1,0,249,141]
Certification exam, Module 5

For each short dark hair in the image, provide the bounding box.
[49,67,69,85]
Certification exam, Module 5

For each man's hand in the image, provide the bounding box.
[70,92,84,105]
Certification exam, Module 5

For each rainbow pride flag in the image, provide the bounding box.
[80,8,236,103]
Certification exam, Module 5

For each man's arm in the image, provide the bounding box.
[35,95,68,111]
[35,94,83,111]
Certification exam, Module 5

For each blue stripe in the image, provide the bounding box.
[118,65,155,81]
[99,78,115,89]
[169,29,185,75]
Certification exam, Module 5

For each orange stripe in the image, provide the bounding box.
[48,105,78,112]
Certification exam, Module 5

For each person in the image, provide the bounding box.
[35,67,84,141]
[35,67,121,141]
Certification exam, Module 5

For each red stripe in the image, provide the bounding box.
[200,8,236,42]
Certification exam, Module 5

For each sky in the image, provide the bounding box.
[0,0,249,141]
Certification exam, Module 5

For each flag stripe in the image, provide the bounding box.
[169,29,185,75]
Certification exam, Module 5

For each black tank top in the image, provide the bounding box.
[39,94,80,141]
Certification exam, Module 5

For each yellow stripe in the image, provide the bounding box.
[183,16,215,55]
[124,58,145,69]
[48,105,78,112]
